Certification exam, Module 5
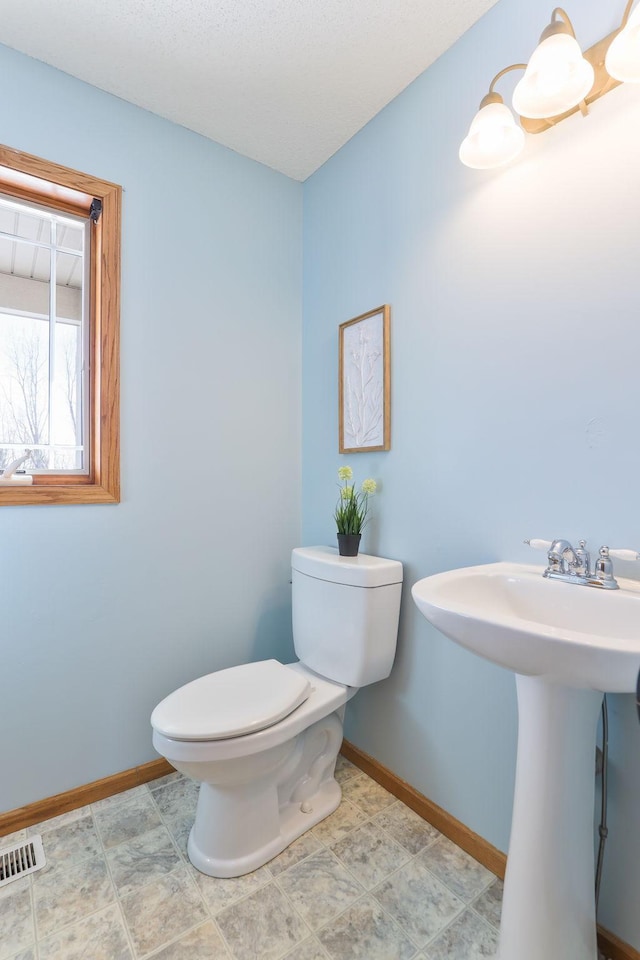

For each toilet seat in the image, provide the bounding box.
[151,659,311,741]
[152,662,351,766]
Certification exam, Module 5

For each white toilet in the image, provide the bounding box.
[150,546,403,878]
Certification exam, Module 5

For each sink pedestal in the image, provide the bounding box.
[498,676,603,960]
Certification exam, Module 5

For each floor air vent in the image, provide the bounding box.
[0,834,46,887]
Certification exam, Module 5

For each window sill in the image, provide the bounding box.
[0,482,119,506]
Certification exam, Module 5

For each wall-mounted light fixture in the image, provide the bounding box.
[460,1,640,169]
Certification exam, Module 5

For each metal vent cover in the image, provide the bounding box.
[0,834,46,887]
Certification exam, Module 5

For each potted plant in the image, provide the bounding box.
[334,466,377,556]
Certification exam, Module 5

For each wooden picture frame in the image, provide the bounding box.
[339,304,390,453]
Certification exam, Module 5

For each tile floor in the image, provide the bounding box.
[1,756,504,960]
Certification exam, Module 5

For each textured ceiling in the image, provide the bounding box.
[0,0,498,180]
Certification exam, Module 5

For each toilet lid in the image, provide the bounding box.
[150,659,311,741]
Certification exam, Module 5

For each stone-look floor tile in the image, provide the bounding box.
[107,824,182,897]
[37,903,132,960]
[0,877,34,960]
[318,895,417,960]
[92,785,150,814]
[27,806,91,836]
[472,879,503,929]
[373,857,464,949]
[33,815,101,868]
[334,756,360,785]
[33,854,115,939]
[147,771,184,793]
[164,816,192,859]
[340,777,395,818]
[269,833,323,877]
[373,803,440,856]
[94,793,163,850]
[5,948,36,960]
[0,828,26,846]
[148,919,230,959]
[424,907,498,959]
[151,778,199,823]
[417,837,493,903]
[311,801,366,846]
[282,937,329,960]
[278,850,364,931]
[120,867,207,957]
[189,862,272,914]
[331,822,409,890]
[7,778,505,960]
[216,881,309,960]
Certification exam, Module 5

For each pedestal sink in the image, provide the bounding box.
[412,562,640,960]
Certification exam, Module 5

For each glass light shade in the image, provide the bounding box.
[512,33,595,118]
[459,102,525,169]
[605,4,640,82]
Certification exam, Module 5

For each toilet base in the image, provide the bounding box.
[187,777,341,878]
[184,711,345,878]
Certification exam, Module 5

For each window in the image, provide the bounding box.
[0,197,89,473]
[0,146,121,505]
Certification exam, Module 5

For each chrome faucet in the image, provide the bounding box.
[546,539,579,576]
[525,538,640,590]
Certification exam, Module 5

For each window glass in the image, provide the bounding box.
[0,195,87,474]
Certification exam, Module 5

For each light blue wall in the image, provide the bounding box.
[3,0,640,947]
[0,44,302,812]
[303,0,640,947]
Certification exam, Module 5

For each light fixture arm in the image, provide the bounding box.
[479,63,527,109]
[551,8,576,35]
[488,63,528,94]
[620,0,637,27]
[540,8,577,42]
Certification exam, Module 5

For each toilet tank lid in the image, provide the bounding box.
[150,660,311,741]
[292,546,403,587]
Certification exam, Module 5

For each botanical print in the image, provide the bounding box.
[342,314,384,449]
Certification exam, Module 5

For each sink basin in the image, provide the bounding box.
[411,560,640,960]
[412,561,640,692]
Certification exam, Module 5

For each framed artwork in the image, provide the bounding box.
[339,304,390,453]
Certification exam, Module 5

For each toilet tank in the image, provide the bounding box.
[291,546,403,687]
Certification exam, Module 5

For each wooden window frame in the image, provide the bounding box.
[0,145,121,505]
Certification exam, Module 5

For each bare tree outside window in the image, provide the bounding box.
[0,315,80,471]
[0,316,49,470]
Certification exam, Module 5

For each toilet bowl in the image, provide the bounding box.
[153,661,352,877]
[151,546,403,878]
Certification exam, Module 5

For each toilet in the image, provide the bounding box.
[150,545,403,878]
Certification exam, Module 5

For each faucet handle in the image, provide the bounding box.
[606,548,640,562]
[524,540,552,550]
[524,539,552,552]
[575,540,590,576]
[593,545,639,587]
